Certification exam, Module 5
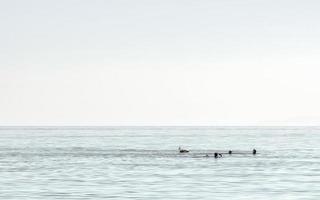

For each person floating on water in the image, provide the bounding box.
[253,149,257,155]
[214,152,223,158]
[178,146,189,153]
[228,150,232,155]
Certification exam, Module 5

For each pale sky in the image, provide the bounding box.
[1,0,320,126]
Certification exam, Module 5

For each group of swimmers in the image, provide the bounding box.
[179,147,257,158]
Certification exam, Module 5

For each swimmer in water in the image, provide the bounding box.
[214,153,222,158]
[253,149,257,155]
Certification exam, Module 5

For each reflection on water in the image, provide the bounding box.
[0,127,320,199]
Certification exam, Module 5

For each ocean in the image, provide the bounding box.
[0,126,319,199]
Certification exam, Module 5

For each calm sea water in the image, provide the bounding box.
[0,126,320,200]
